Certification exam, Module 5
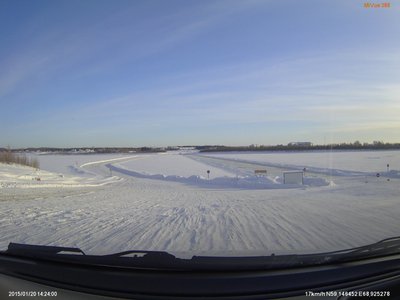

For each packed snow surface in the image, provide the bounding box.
[1,150,399,257]
[116,153,235,178]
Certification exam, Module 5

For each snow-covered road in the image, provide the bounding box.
[1,151,400,257]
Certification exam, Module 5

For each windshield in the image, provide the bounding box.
[0,0,399,264]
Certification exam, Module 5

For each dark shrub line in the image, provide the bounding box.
[0,150,39,169]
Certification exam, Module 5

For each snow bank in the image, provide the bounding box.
[26,153,136,176]
[108,163,330,189]
[199,150,400,174]
[381,170,400,179]
[194,153,400,179]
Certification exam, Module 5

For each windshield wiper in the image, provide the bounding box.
[319,236,400,263]
[4,237,400,270]
[6,242,86,256]
[4,243,182,270]
[5,243,176,260]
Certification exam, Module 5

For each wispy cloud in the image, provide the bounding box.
[1,1,266,99]
[1,0,399,147]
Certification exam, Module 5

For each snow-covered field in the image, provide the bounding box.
[1,150,399,257]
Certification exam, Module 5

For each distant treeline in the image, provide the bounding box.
[0,149,39,168]
[199,142,400,153]
[2,147,167,154]
[2,142,400,155]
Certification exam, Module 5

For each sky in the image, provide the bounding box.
[0,0,399,148]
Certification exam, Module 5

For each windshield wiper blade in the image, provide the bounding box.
[103,250,176,259]
[348,236,400,255]
[4,237,400,270]
[5,243,176,261]
[4,243,182,270]
[5,243,177,260]
[6,243,86,256]
[320,236,400,263]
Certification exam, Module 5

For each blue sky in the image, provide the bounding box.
[1,0,399,147]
